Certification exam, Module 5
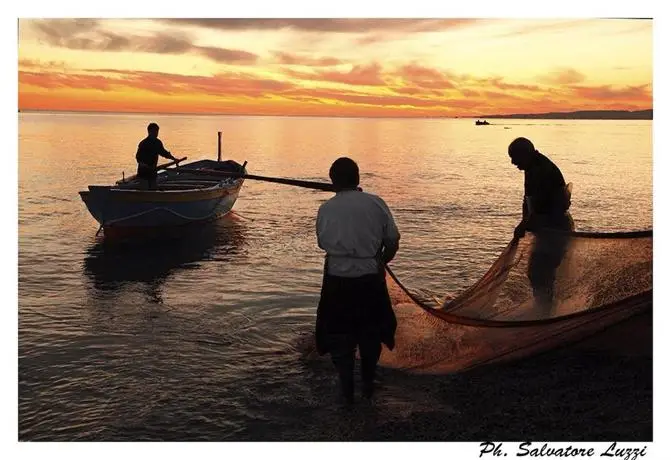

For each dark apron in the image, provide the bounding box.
[315,255,397,356]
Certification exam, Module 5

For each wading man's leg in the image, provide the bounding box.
[329,334,356,404]
[358,332,382,399]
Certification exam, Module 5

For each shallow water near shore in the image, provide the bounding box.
[18,113,652,440]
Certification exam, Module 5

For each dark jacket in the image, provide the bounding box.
[315,263,396,355]
[524,153,571,229]
[136,136,172,169]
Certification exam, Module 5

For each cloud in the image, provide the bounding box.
[392,65,543,98]
[19,61,653,117]
[18,59,68,70]
[492,19,594,38]
[486,77,543,92]
[198,47,259,64]
[19,67,482,112]
[19,71,115,91]
[539,68,587,85]
[284,63,386,86]
[29,18,100,42]
[26,19,259,64]
[134,33,192,54]
[159,18,479,33]
[160,18,480,47]
[394,87,445,97]
[20,69,295,98]
[28,19,135,52]
[273,52,341,67]
[460,89,480,97]
[283,87,448,108]
[397,63,456,90]
[482,90,531,101]
[393,65,543,94]
[569,84,651,101]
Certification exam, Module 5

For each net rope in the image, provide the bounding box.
[378,229,652,373]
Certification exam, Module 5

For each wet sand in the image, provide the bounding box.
[290,348,652,442]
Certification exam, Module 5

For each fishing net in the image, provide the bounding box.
[379,229,652,373]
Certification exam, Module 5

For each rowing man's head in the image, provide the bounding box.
[147,122,160,138]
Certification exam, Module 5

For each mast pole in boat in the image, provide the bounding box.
[217,131,222,162]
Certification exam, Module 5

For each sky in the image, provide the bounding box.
[17,18,653,117]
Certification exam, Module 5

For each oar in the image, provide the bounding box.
[157,156,187,171]
[118,157,187,184]
[173,168,338,192]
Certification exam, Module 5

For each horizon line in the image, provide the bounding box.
[18,107,654,120]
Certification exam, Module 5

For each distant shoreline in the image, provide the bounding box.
[18,108,653,121]
[478,109,653,120]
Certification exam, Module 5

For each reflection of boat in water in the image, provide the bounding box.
[78,133,247,239]
[475,120,490,126]
[82,216,247,290]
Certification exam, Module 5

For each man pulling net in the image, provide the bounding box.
[508,137,574,314]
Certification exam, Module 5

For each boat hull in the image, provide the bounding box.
[79,159,245,238]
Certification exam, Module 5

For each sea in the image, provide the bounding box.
[18,113,653,441]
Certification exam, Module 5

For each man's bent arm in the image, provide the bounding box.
[381,237,399,265]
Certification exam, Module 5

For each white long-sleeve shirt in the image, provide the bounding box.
[316,190,400,278]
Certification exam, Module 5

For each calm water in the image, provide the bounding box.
[18,113,652,440]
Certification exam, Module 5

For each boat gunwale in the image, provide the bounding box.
[109,180,240,194]
[83,170,246,196]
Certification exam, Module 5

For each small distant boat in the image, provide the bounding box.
[475,120,490,126]
[79,132,246,238]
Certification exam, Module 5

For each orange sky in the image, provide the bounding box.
[17,18,653,117]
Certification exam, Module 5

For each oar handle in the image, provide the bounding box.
[157,156,187,171]
[118,156,187,184]
[173,168,337,192]
[238,173,336,191]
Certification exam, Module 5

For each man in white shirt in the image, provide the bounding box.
[315,157,400,403]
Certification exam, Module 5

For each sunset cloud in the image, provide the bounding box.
[30,18,100,43]
[492,19,598,38]
[159,18,480,33]
[486,77,543,92]
[539,68,587,85]
[273,52,342,67]
[398,63,456,90]
[18,18,652,117]
[197,47,259,64]
[20,65,651,118]
[569,84,651,102]
[19,69,296,98]
[284,63,387,86]
[26,19,260,64]
[394,87,446,97]
[18,59,68,70]
[20,71,115,91]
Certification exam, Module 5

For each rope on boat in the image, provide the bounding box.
[103,195,229,227]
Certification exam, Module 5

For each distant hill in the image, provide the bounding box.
[479,109,652,120]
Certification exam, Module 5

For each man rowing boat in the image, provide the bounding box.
[136,122,179,189]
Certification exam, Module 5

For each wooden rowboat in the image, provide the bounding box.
[79,133,247,238]
[79,158,247,238]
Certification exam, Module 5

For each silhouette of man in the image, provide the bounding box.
[508,137,574,311]
[136,123,179,189]
[315,157,399,404]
